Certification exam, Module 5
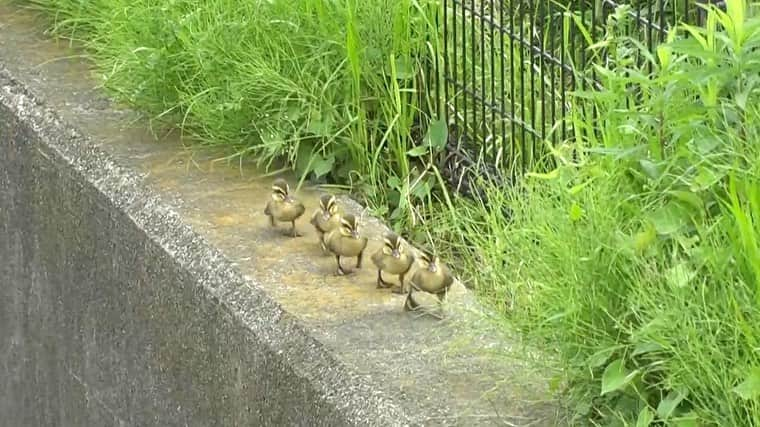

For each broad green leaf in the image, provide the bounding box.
[639,159,663,181]
[666,262,695,289]
[406,145,428,157]
[692,167,725,191]
[633,222,657,254]
[656,389,687,420]
[285,104,302,121]
[392,57,414,80]
[569,203,584,222]
[387,176,402,190]
[311,154,335,178]
[733,367,760,400]
[410,180,431,200]
[669,190,703,211]
[672,412,699,427]
[601,359,638,395]
[587,347,617,368]
[657,44,672,68]
[425,118,448,150]
[295,141,315,175]
[649,202,689,235]
[636,407,655,427]
[632,342,663,357]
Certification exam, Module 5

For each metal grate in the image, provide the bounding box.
[432,0,708,188]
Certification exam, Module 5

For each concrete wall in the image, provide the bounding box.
[0,68,403,426]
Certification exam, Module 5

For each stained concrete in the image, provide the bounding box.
[0,4,564,426]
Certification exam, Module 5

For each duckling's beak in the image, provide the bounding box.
[391,249,400,258]
[428,263,438,273]
[351,229,359,239]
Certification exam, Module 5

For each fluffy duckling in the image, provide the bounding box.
[371,232,415,293]
[323,213,368,276]
[263,178,305,237]
[309,194,341,252]
[404,250,454,312]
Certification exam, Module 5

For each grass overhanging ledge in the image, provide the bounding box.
[16,0,760,425]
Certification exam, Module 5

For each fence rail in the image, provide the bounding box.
[431,0,711,190]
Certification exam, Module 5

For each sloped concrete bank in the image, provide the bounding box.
[0,6,562,426]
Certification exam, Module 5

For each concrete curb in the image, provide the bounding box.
[0,65,409,425]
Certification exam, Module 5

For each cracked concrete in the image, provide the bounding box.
[0,4,564,426]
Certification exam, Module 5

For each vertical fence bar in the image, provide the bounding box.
[470,0,477,142]
[579,0,586,88]
[529,1,536,164]
[490,0,496,165]
[500,0,506,168]
[647,0,654,75]
[480,0,487,150]
[434,0,698,197]
[442,0,448,121]
[548,4,556,148]
[539,0,546,146]
[659,0,666,42]
[431,2,439,119]
[461,0,468,140]
[518,0,526,172]
[451,0,457,125]
[509,0,517,167]
[560,8,566,143]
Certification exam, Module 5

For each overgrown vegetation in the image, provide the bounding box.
[16,0,760,424]
[435,1,760,424]
[19,0,445,231]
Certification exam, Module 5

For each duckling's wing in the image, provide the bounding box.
[439,266,455,294]
[294,201,306,217]
[309,209,321,227]
[371,250,385,268]
[403,254,415,272]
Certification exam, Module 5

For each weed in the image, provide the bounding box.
[435,0,760,424]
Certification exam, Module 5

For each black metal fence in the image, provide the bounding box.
[433,0,711,187]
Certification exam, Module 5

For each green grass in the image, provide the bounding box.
[432,1,760,425]
[18,0,445,230]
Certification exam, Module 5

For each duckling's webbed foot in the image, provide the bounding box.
[391,273,406,294]
[335,256,346,276]
[404,291,420,311]
[356,250,364,268]
[376,271,393,289]
[290,221,302,237]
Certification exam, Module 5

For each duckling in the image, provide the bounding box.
[323,213,368,276]
[404,250,455,312]
[309,194,341,252]
[263,178,305,237]
[371,232,415,293]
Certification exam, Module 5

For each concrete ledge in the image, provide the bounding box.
[0,6,561,426]
[0,25,403,427]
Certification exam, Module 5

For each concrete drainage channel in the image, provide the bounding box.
[0,5,562,426]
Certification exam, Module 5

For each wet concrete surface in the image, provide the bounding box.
[0,4,564,425]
